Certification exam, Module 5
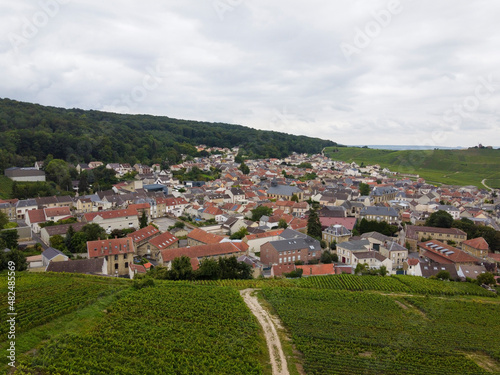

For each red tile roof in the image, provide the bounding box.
[418,240,478,264]
[462,237,489,251]
[128,203,150,210]
[406,225,466,240]
[127,225,160,243]
[319,217,357,230]
[488,253,500,262]
[27,209,46,224]
[296,263,335,276]
[44,207,71,217]
[188,228,224,244]
[203,206,224,216]
[159,242,246,263]
[87,238,134,258]
[84,208,139,222]
[245,229,284,241]
[149,232,179,249]
[407,258,420,266]
[129,264,147,273]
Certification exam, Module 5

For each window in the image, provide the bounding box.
[279,258,282,264]
[114,264,118,270]
[123,254,127,259]
[125,262,129,268]
[114,255,118,261]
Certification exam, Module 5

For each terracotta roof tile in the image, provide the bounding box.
[159,242,246,263]
[84,208,139,222]
[149,232,179,249]
[462,237,489,251]
[87,238,134,257]
[188,228,224,244]
[127,225,160,243]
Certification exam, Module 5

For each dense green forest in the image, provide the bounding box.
[0,98,337,172]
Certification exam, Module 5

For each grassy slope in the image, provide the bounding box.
[325,147,500,188]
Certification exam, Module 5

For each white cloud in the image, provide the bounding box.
[0,0,499,147]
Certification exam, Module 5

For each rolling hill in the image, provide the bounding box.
[325,146,500,188]
[0,98,338,172]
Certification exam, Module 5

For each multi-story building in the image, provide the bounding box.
[405,225,467,251]
[83,208,139,234]
[260,236,322,266]
[87,237,134,277]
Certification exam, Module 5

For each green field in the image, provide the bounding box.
[2,272,500,375]
[262,288,500,375]
[325,147,500,188]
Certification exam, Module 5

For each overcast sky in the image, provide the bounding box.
[1,0,499,147]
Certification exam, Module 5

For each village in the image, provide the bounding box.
[2,146,499,283]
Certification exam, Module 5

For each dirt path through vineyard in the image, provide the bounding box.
[240,289,290,375]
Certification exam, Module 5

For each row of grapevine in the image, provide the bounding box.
[261,287,500,374]
[0,273,128,339]
[294,274,497,297]
[18,284,265,375]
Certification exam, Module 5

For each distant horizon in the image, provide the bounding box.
[2,1,499,148]
[349,144,499,150]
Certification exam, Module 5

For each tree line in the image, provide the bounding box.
[0,98,338,172]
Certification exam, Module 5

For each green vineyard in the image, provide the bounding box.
[0,273,129,340]
[261,288,500,375]
[13,282,265,375]
[2,272,499,374]
[295,274,497,297]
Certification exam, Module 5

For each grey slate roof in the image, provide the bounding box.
[43,223,86,237]
[268,237,321,253]
[353,251,387,262]
[42,247,67,260]
[337,239,371,252]
[267,184,302,197]
[361,231,391,243]
[279,228,308,240]
[16,199,38,208]
[360,206,398,217]
[384,241,407,252]
[47,258,104,274]
[323,225,351,236]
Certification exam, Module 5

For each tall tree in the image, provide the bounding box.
[238,161,250,175]
[78,170,89,194]
[359,183,370,196]
[251,206,273,222]
[426,210,453,228]
[140,211,148,228]
[0,211,8,229]
[307,206,322,239]
[65,225,76,253]
[169,256,194,281]
[0,230,19,249]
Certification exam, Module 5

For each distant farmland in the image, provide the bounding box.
[325,147,500,188]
